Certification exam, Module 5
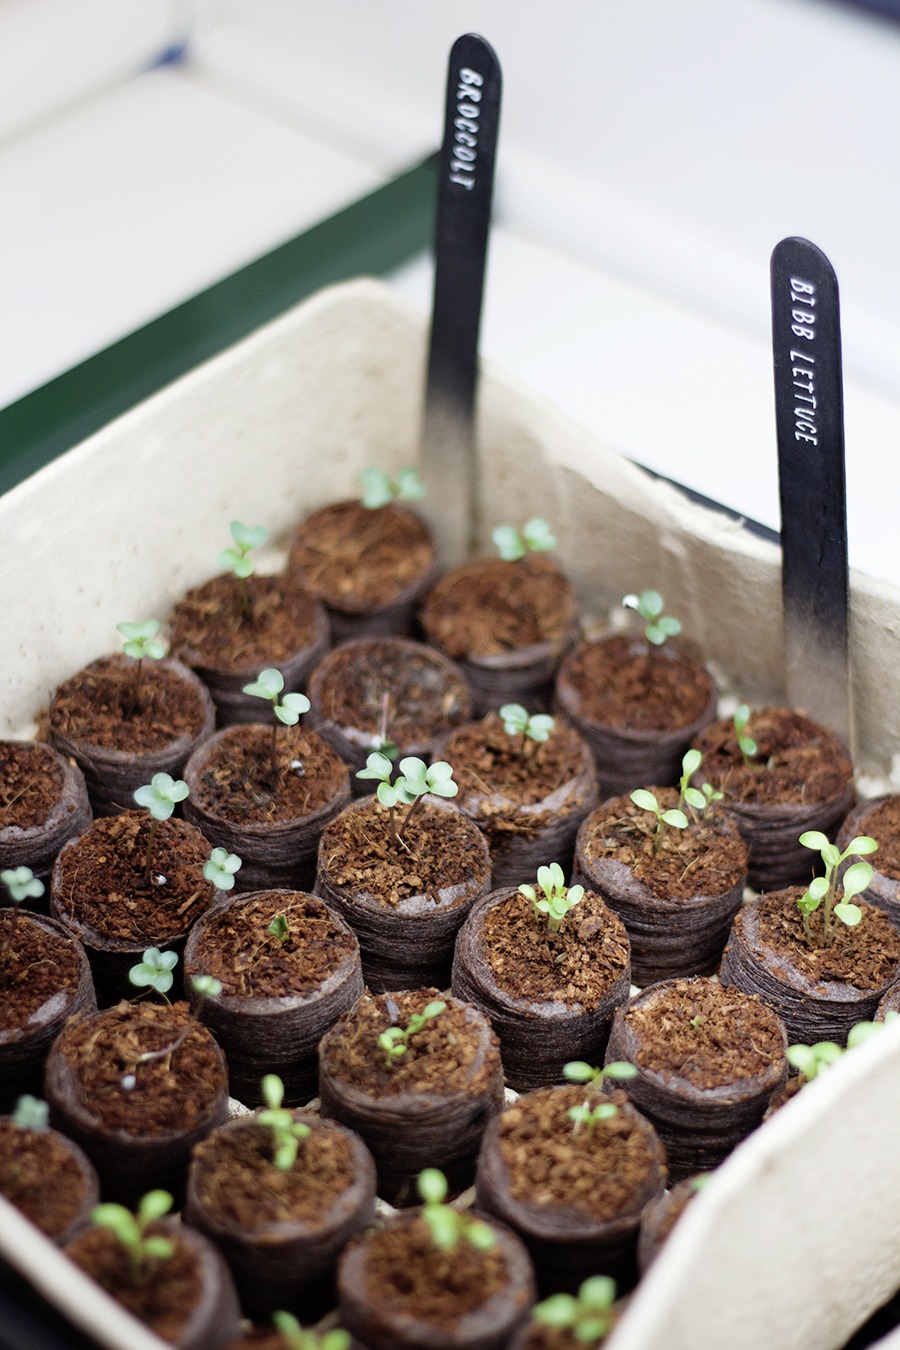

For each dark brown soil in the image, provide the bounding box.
[421,555,577,658]
[555,635,715,732]
[320,988,498,1099]
[579,789,747,902]
[622,979,785,1090]
[186,725,348,823]
[0,1121,96,1239]
[357,1212,510,1326]
[0,741,64,829]
[49,654,209,752]
[449,714,594,827]
[692,707,853,806]
[0,914,82,1030]
[493,1086,660,1222]
[752,889,900,990]
[170,572,323,670]
[849,796,900,879]
[189,1116,357,1228]
[65,1222,203,1343]
[289,500,434,612]
[51,1001,227,1136]
[52,812,215,943]
[191,891,358,998]
[480,890,630,1011]
[318,798,488,908]
[516,1323,616,1350]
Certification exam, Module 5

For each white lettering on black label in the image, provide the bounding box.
[788,279,818,445]
[448,67,484,191]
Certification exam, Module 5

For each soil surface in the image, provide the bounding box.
[66,1223,203,1343]
[0,1122,93,1238]
[289,500,434,612]
[170,572,323,670]
[190,1116,356,1228]
[53,812,214,943]
[49,654,208,752]
[494,1085,660,1222]
[0,914,82,1030]
[579,789,747,901]
[622,979,785,1089]
[188,725,348,823]
[0,741,64,830]
[481,890,629,1010]
[192,891,357,999]
[851,797,900,880]
[517,1319,618,1349]
[450,714,593,827]
[53,1001,227,1136]
[751,889,900,991]
[692,707,853,806]
[556,635,715,732]
[421,555,577,658]
[320,988,499,1099]
[319,799,487,909]
[357,1211,510,1326]
[310,638,469,752]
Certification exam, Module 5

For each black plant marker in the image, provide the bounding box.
[421,33,502,566]
[771,237,850,745]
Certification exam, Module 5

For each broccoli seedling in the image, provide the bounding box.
[129,946,179,998]
[117,620,166,715]
[519,863,584,933]
[786,1014,898,1086]
[133,774,190,886]
[356,753,457,848]
[1,865,44,951]
[533,1275,617,1345]
[203,847,242,891]
[268,914,290,945]
[242,668,311,779]
[622,591,681,647]
[499,703,555,756]
[91,1191,174,1284]
[258,1074,311,1169]
[359,466,425,510]
[563,1060,638,1134]
[271,1312,350,1350]
[630,789,688,855]
[417,1169,496,1251]
[378,999,447,1068]
[733,704,758,766]
[492,517,557,562]
[796,831,877,946]
[11,1095,49,1130]
[677,748,722,820]
[219,520,268,620]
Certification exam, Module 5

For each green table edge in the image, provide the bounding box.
[0,155,437,497]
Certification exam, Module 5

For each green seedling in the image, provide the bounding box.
[268,914,290,945]
[563,1060,638,1134]
[271,1312,350,1350]
[378,999,447,1068]
[203,848,242,891]
[133,773,190,886]
[499,702,555,755]
[92,1190,174,1283]
[677,748,722,820]
[532,1275,617,1345]
[733,704,758,765]
[417,1169,496,1252]
[242,668,311,778]
[11,1095,49,1130]
[519,863,584,933]
[359,466,425,510]
[356,753,457,848]
[129,947,179,997]
[117,620,166,714]
[630,788,688,855]
[622,590,681,647]
[786,1014,899,1086]
[492,517,557,561]
[2,865,44,951]
[796,831,878,946]
[219,520,268,621]
[259,1074,311,1170]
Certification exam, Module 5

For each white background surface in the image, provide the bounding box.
[2,0,900,580]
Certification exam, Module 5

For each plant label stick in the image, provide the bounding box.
[771,236,850,746]
[421,33,501,567]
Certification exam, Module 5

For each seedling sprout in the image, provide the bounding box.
[356,753,457,848]
[796,831,877,945]
[786,1014,898,1086]
[91,1190,174,1283]
[129,947,179,997]
[359,466,425,510]
[492,517,556,561]
[11,1096,49,1130]
[133,774,189,886]
[259,1074,311,1169]
[203,847,242,891]
[268,914,290,945]
[533,1275,617,1345]
[630,789,688,854]
[243,668,311,778]
[1,865,43,949]
[677,749,722,820]
[378,998,447,1068]
[519,863,583,933]
[563,1060,638,1134]
[733,705,758,766]
[271,1312,350,1350]
[219,520,268,620]
[622,591,681,647]
[499,702,555,755]
[117,620,166,714]
[417,1169,496,1252]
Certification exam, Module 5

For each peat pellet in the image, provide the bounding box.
[838,796,900,928]
[0,740,92,892]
